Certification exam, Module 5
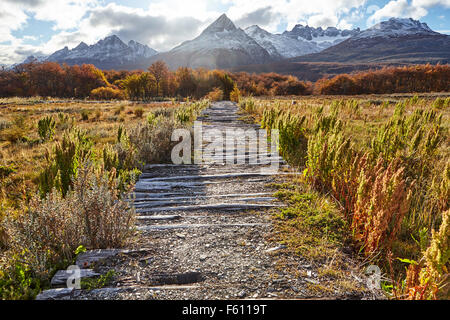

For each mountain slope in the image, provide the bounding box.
[244,25,318,58]
[292,18,450,64]
[150,14,273,69]
[24,35,158,70]
[282,24,361,51]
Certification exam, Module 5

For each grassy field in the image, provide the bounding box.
[0,94,448,299]
[0,98,208,299]
[240,94,449,299]
[0,99,178,207]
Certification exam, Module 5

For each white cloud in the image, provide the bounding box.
[0,2,29,42]
[307,14,339,28]
[367,0,428,25]
[225,0,367,31]
[412,0,450,7]
[1,0,448,65]
[368,0,450,26]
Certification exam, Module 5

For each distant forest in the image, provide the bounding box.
[1,62,449,99]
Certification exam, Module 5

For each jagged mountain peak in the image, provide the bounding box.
[244,24,320,58]
[28,34,158,69]
[74,42,88,51]
[202,13,237,35]
[374,18,433,32]
[96,35,127,48]
[354,17,440,39]
[245,25,270,35]
[284,24,360,41]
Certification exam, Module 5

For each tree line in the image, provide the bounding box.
[0,62,448,99]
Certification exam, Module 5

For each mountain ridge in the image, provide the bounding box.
[20,14,449,73]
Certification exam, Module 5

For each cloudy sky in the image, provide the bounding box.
[1,0,449,65]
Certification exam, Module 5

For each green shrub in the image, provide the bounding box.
[37,116,56,142]
[38,129,92,197]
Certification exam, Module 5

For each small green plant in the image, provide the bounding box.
[81,270,116,290]
[0,164,16,179]
[38,129,93,197]
[0,257,42,300]
[37,116,56,142]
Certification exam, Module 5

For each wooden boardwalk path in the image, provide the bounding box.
[37,101,373,300]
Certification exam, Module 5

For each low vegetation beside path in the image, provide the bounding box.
[0,98,209,299]
[240,95,449,300]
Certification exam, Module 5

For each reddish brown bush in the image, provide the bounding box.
[316,64,450,95]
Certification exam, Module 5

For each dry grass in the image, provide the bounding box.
[0,100,179,209]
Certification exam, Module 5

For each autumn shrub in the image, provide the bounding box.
[230,86,241,103]
[317,74,361,95]
[352,158,411,255]
[90,86,124,100]
[205,87,223,101]
[316,65,450,95]
[4,162,135,279]
[248,96,449,299]
[392,209,449,300]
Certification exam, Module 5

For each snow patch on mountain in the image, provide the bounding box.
[283,25,361,51]
[353,18,439,39]
[244,25,318,58]
[164,14,272,68]
[24,35,157,66]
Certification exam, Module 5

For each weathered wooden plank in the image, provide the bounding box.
[76,249,123,268]
[136,202,279,214]
[35,288,74,300]
[149,272,203,285]
[136,215,181,221]
[133,197,275,209]
[137,223,269,231]
[132,192,273,203]
[51,269,100,286]
[138,172,286,182]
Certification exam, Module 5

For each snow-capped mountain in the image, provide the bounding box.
[288,18,449,65]
[150,14,273,69]
[352,18,439,39]
[19,15,449,72]
[244,25,318,58]
[24,35,158,69]
[283,25,361,51]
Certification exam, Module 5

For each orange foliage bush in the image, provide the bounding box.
[90,87,125,100]
[317,64,450,95]
[1,62,448,99]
